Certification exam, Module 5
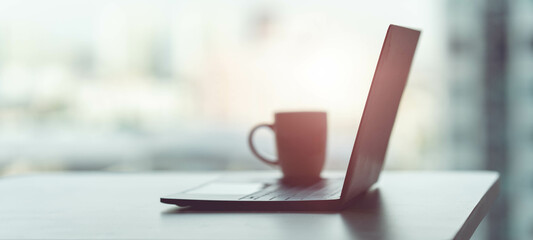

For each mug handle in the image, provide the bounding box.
[248,123,279,166]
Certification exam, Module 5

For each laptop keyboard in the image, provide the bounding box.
[239,178,343,201]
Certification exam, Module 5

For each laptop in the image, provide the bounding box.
[161,24,420,210]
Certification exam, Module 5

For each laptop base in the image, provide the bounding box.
[161,198,343,211]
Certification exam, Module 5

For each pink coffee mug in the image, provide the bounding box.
[248,111,327,182]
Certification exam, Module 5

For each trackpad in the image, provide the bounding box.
[185,183,267,195]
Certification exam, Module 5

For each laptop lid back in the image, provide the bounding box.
[340,25,420,204]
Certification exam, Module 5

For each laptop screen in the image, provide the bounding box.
[340,25,420,204]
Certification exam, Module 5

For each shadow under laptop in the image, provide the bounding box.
[339,189,390,239]
[161,188,388,238]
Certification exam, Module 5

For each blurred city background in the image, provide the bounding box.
[0,0,530,239]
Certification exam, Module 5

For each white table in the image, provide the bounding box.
[0,171,499,239]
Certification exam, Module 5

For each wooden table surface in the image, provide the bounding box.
[0,171,499,240]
